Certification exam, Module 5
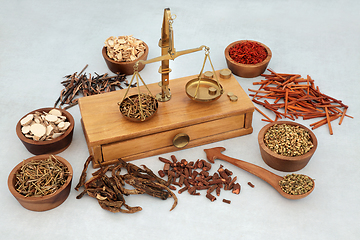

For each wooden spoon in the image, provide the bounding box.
[204,147,314,200]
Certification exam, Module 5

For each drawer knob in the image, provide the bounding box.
[173,133,190,148]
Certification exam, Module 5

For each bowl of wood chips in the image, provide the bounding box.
[258,121,317,172]
[16,107,74,155]
[8,154,73,211]
[102,35,149,75]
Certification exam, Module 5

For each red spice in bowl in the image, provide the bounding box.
[229,41,268,64]
[225,40,272,78]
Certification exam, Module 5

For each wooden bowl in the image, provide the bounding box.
[8,155,73,211]
[102,41,149,75]
[258,121,317,172]
[225,40,272,78]
[16,107,74,155]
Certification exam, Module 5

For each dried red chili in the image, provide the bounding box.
[229,41,267,64]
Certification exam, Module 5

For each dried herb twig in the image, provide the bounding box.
[54,65,136,110]
[15,155,70,197]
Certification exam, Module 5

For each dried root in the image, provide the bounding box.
[75,157,177,213]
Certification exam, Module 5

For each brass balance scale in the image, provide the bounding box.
[78,8,255,168]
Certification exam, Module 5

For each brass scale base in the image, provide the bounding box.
[78,70,255,168]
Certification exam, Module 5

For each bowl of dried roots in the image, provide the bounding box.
[16,107,74,155]
[8,154,73,211]
[102,35,149,75]
[258,121,317,172]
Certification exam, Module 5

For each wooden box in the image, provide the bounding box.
[78,70,254,168]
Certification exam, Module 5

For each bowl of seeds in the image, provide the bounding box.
[8,154,73,211]
[224,40,272,78]
[102,35,149,75]
[258,121,317,172]
[16,107,74,155]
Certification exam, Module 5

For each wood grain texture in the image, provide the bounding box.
[78,70,254,167]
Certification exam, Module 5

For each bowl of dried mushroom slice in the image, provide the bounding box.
[8,154,73,211]
[16,107,74,155]
[102,35,149,75]
[258,121,317,172]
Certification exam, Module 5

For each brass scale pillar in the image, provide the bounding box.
[137,8,206,102]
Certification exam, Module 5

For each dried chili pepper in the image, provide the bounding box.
[229,41,268,64]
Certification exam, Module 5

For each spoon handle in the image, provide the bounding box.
[205,148,282,189]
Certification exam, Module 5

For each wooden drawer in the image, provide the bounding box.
[100,114,248,166]
[79,70,254,168]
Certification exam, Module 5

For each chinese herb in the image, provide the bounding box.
[279,174,314,195]
[229,41,268,64]
[15,155,70,197]
[54,64,133,110]
[20,109,70,141]
[249,69,353,135]
[119,93,158,121]
[222,199,231,204]
[105,35,146,62]
[158,155,241,203]
[247,182,255,188]
[75,157,177,213]
[264,124,313,157]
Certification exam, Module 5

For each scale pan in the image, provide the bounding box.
[119,94,158,122]
[185,77,223,102]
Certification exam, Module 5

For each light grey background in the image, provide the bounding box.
[1,0,359,239]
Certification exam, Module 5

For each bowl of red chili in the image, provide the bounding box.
[225,40,272,78]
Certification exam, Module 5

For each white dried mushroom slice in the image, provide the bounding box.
[20,114,34,126]
[45,114,58,122]
[30,123,46,138]
[49,109,62,116]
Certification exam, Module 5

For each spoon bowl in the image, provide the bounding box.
[204,147,314,200]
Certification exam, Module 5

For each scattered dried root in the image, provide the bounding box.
[75,157,177,213]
